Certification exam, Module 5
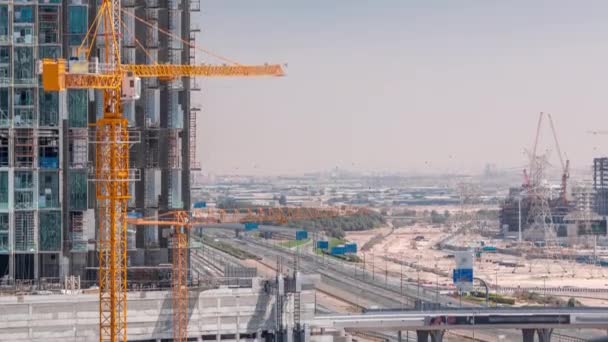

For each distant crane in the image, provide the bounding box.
[547,113,569,204]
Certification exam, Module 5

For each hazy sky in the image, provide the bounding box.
[192,1,608,175]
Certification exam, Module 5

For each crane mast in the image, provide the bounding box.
[95,0,129,340]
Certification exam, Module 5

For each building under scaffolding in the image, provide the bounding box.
[0,0,199,284]
[0,0,67,282]
[593,157,608,215]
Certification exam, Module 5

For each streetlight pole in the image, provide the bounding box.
[385,257,388,286]
[495,266,499,308]
[400,254,404,297]
[372,252,375,280]
[363,253,366,279]
[544,276,547,307]
[435,260,439,303]
[416,255,421,298]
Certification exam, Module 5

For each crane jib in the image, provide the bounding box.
[40,59,286,91]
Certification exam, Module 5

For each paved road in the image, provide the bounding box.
[224,235,607,341]
[313,308,608,330]
[234,236,470,308]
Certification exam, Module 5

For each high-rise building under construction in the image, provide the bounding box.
[0,0,198,282]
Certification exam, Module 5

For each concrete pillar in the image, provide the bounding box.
[416,330,429,342]
[537,328,553,342]
[522,329,535,342]
[429,330,444,342]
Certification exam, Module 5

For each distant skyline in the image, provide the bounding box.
[193,1,608,176]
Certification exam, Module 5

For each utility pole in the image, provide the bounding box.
[435,260,439,303]
[362,253,366,279]
[495,266,499,308]
[417,255,421,298]
[400,255,404,298]
[372,252,375,280]
[385,257,388,286]
[543,276,547,308]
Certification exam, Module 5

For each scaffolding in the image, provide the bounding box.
[38,171,59,209]
[189,107,200,170]
[167,129,181,169]
[68,128,88,168]
[0,0,93,281]
[14,171,34,210]
[38,5,60,44]
[14,128,34,167]
[70,211,86,252]
[13,88,35,126]
[144,130,160,168]
[14,211,35,252]
[0,129,8,167]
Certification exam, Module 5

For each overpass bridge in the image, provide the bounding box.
[310,308,608,342]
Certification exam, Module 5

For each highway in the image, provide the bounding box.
[195,229,604,341]
[231,235,470,308]
[313,308,608,331]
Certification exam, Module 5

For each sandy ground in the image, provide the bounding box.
[346,225,608,294]
[343,227,392,249]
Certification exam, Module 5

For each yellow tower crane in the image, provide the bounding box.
[126,207,361,342]
[39,0,284,340]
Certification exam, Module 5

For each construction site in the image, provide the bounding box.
[1,1,608,342]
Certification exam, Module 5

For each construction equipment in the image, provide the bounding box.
[524,112,554,241]
[547,113,569,204]
[126,206,363,341]
[38,1,284,340]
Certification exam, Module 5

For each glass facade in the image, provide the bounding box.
[67,6,87,46]
[68,90,88,127]
[39,211,61,251]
